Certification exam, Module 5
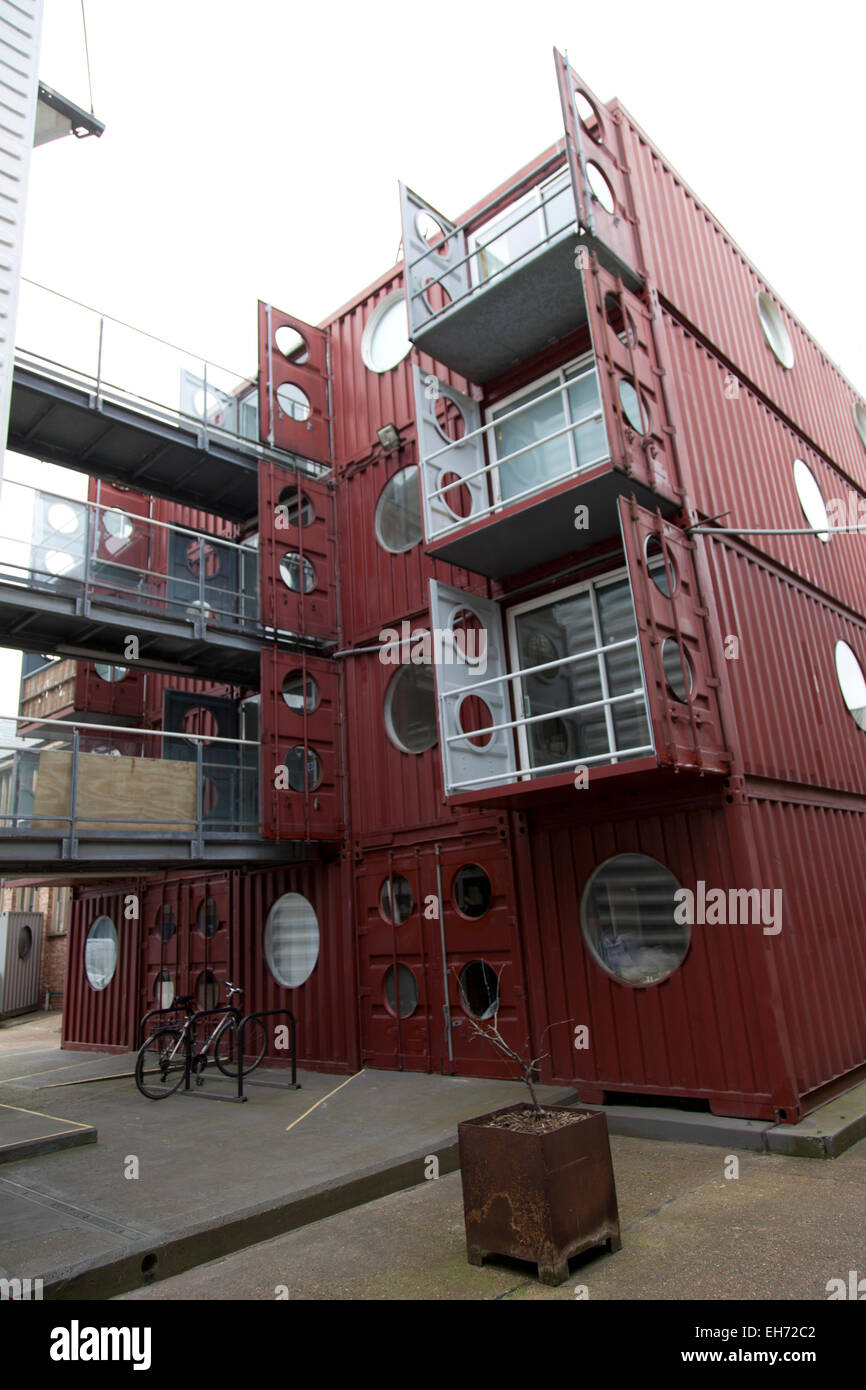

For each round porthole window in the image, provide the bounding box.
[581,853,688,986]
[156,905,176,942]
[196,970,220,1010]
[85,916,118,991]
[645,534,677,595]
[94,663,128,683]
[186,539,220,578]
[375,466,423,553]
[47,501,79,534]
[102,509,134,541]
[279,551,317,593]
[792,459,830,543]
[380,874,414,924]
[155,971,175,1008]
[834,640,866,732]
[586,161,615,214]
[458,960,500,1019]
[276,381,312,422]
[197,898,220,938]
[662,639,693,702]
[619,378,647,435]
[275,325,309,362]
[18,925,32,959]
[264,892,320,988]
[383,963,418,1018]
[45,550,77,577]
[281,671,320,713]
[278,487,315,528]
[384,664,437,754]
[453,865,492,919]
[284,745,322,791]
[361,292,411,374]
[756,291,794,369]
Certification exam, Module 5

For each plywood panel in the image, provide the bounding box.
[32,751,197,832]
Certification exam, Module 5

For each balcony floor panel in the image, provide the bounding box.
[9,365,262,523]
[413,234,586,383]
[0,582,263,682]
[427,467,675,578]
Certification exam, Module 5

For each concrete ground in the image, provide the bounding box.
[2,1011,865,1301]
[119,1136,866,1301]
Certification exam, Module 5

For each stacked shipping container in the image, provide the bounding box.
[55,54,866,1119]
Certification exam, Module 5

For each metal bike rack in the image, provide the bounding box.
[232,1009,301,1098]
[137,1005,299,1103]
[177,1005,248,1104]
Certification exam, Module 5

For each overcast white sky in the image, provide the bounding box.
[2,0,864,715]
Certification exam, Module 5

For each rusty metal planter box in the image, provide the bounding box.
[458,1103,621,1285]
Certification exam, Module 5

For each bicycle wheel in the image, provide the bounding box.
[135,1027,186,1099]
[215,1015,268,1078]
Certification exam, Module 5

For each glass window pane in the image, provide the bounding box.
[492,380,570,502]
[264,892,319,988]
[85,916,118,991]
[541,169,574,237]
[596,579,636,646]
[581,854,688,985]
[566,367,607,467]
[515,592,608,770]
[474,192,541,284]
[375,466,423,553]
[611,695,651,753]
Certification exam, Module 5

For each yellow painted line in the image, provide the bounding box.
[0,1100,90,1130]
[0,1060,128,1084]
[285,1069,365,1132]
[47,1072,134,1087]
[0,1061,104,1084]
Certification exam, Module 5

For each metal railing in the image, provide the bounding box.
[424,370,609,538]
[12,279,327,474]
[441,636,654,792]
[0,714,259,848]
[0,478,260,632]
[408,164,575,325]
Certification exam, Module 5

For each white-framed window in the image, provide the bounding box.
[486,353,608,508]
[469,166,574,288]
[361,291,411,374]
[505,566,653,778]
[264,892,320,988]
[581,853,689,986]
[238,387,258,442]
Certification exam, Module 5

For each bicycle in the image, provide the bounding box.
[134,981,267,1099]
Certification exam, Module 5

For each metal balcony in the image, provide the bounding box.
[0,715,305,874]
[8,281,326,522]
[414,362,673,578]
[401,161,592,384]
[0,480,263,681]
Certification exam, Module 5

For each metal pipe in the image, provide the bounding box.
[434,843,453,1066]
[448,741,655,791]
[0,713,257,746]
[443,686,646,746]
[689,525,866,536]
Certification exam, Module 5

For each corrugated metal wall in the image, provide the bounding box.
[745,795,866,1101]
[65,861,357,1072]
[619,108,866,491]
[519,799,789,1118]
[664,314,866,617]
[233,860,357,1073]
[64,885,141,1052]
[338,451,486,645]
[705,536,866,790]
